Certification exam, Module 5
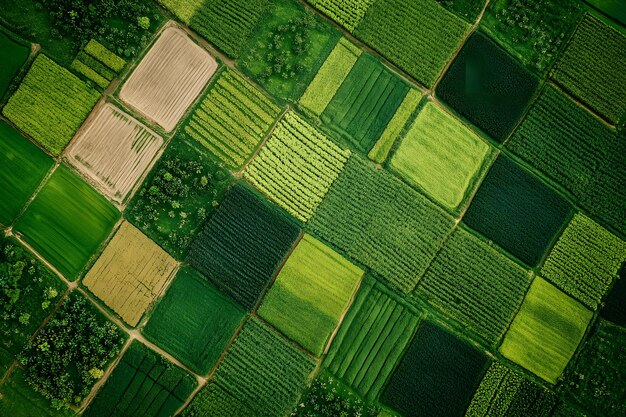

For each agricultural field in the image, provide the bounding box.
[120,27,217,132]
[182,382,255,417]
[435,0,486,23]
[390,102,492,212]
[587,0,626,25]
[0,29,29,99]
[325,277,422,401]
[462,156,571,267]
[307,0,376,32]
[182,67,282,170]
[70,39,126,90]
[380,321,488,417]
[142,267,245,375]
[0,121,53,226]
[258,234,363,355]
[14,165,120,279]
[552,14,626,124]
[187,184,300,310]
[500,277,592,384]
[436,31,539,142]
[82,221,178,327]
[415,228,533,346]
[67,102,164,204]
[2,54,100,156]
[244,111,351,222]
[601,266,626,326]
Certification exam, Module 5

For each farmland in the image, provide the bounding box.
[390,102,491,211]
[601,266,626,326]
[0,29,29,98]
[187,184,300,310]
[258,234,363,355]
[182,382,255,417]
[0,121,53,225]
[67,102,164,204]
[2,54,100,155]
[71,40,126,90]
[14,165,120,279]
[82,221,178,327]
[120,27,217,132]
[307,0,376,32]
[183,67,282,169]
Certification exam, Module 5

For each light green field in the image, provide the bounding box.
[390,102,491,211]
[300,37,361,115]
[14,165,119,279]
[258,234,363,355]
[0,121,53,225]
[500,277,592,384]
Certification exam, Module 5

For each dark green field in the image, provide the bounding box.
[0,29,29,98]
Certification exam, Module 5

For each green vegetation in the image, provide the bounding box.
[70,40,126,89]
[435,0,486,23]
[0,121,53,226]
[368,88,422,164]
[553,14,626,124]
[380,321,488,417]
[182,382,255,417]
[586,0,626,25]
[2,55,100,156]
[142,267,245,375]
[541,213,626,310]
[84,341,197,417]
[436,31,539,142]
[321,53,409,153]
[462,156,571,267]
[211,317,317,417]
[239,0,340,101]
[309,156,455,293]
[83,39,126,72]
[563,319,626,417]
[259,234,363,355]
[500,277,592,384]
[416,228,533,346]
[299,37,362,116]
[18,292,126,409]
[465,362,557,417]
[187,184,300,310]
[482,0,583,73]
[307,0,376,32]
[0,29,29,98]
[244,111,351,222]
[14,165,119,279]
[390,102,491,211]
[507,84,625,235]
[182,67,282,170]
[355,0,469,88]
[0,237,65,378]
[160,0,272,58]
[127,136,232,260]
[601,266,626,326]
[326,277,421,401]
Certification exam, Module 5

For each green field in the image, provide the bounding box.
[500,277,592,384]
[307,0,376,32]
[14,165,119,279]
[143,267,245,375]
[390,102,491,211]
[0,121,53,226]
[587,0,626,25]
[0,29,29,98]
[259,234,363,355]
[182,382,255,417]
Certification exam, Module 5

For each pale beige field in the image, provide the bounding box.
[66,102,163,204]
[82,221,178,326]
[119,26,218,131]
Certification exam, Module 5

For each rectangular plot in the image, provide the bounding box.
[307,0,376,32]
[0,29,29,97]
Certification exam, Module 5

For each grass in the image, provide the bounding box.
[0,121,53,226]
[390,102,491,211]
[14,165,119,279]
[142,267,245,375]
[258,234,363,355]
[586,0,626,25]
[0,29,29,98]
[500,277,593,384]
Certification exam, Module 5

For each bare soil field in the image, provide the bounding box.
[66,102,164,204]
[119,26,218,131]
[82,221,178,326]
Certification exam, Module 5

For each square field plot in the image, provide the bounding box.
[0,30,29,97]
[0,121,53,225]
[390,102,491,211]
[2,55,100,156]
[142,267,245,375]
[14,165,119,279]
[120,26,217,132]
[436,31,539,142]
[258,234,363,355]
[500,277,592,384]
[83,221,178,326]
[380,321,488,417]
[67,102,164,204]
[463,156,571,267]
